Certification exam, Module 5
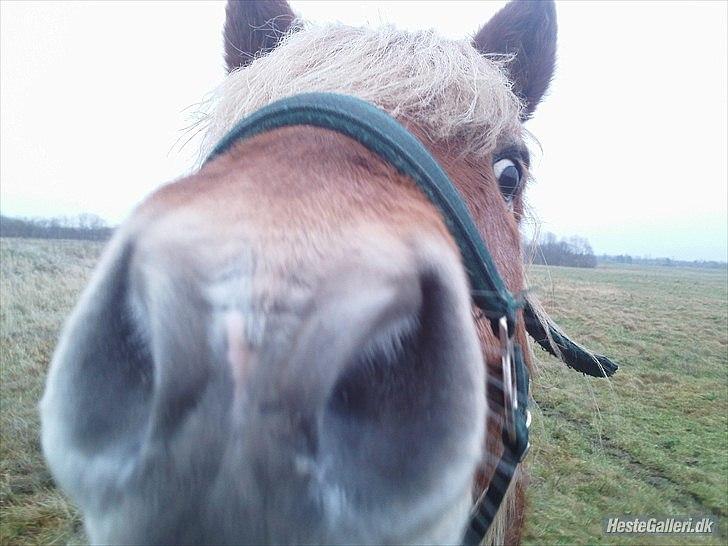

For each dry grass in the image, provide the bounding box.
[1,238,725,544]
[523,264,728,544]
[0,238,100,545]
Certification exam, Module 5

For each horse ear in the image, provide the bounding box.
[473,0,557,119]
[223,0,296,73]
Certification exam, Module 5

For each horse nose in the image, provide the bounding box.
[268,264,424,427]
[42,223,486,544]
[225,242,487,543]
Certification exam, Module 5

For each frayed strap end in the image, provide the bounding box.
[523,301,619,378]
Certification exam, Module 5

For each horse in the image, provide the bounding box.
[41,1,578,543]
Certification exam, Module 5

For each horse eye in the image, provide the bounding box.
[493,158,521,201]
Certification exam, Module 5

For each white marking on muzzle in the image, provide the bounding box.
[225,310,252,399]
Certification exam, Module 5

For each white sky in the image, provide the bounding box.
[1,1,726,261]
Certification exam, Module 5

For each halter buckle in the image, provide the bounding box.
[498,316,518,444]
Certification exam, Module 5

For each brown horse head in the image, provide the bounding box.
[41,1,556,543]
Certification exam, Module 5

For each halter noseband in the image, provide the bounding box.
[205,92,617,545]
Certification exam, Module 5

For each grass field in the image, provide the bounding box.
[1,237,726,545]
[523,262,727,544]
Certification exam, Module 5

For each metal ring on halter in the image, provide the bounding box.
[498,316,517,444]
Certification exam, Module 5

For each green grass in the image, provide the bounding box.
[1,238,726,544]
[522,264,727,545]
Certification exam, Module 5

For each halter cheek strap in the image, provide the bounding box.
[205,92,618,545]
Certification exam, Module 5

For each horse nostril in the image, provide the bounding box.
[327,315,421,423]
[302,265,485,530]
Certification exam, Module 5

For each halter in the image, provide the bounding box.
[205,93,617,545]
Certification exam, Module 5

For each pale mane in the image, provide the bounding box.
[196,23,523,162]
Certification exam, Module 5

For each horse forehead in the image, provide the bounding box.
[142,126,452,235]
[135,117,523,316]
[132,202,438,294]
[131,151,452,304]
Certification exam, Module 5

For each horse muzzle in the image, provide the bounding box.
[41,218,486,545]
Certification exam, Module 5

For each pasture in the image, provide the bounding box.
[1,237,725,545]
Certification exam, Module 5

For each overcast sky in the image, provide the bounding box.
[1,1,726,261]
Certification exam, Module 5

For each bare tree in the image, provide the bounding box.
[529,232,597,268]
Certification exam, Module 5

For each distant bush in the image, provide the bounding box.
[0,214,113,241]
[526,233,597,268]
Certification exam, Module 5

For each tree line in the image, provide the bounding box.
[525,233,597,268]
[2,217,724,270]
[0,214,114,241]
[599,253,726,269]
[525,232,726,269]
